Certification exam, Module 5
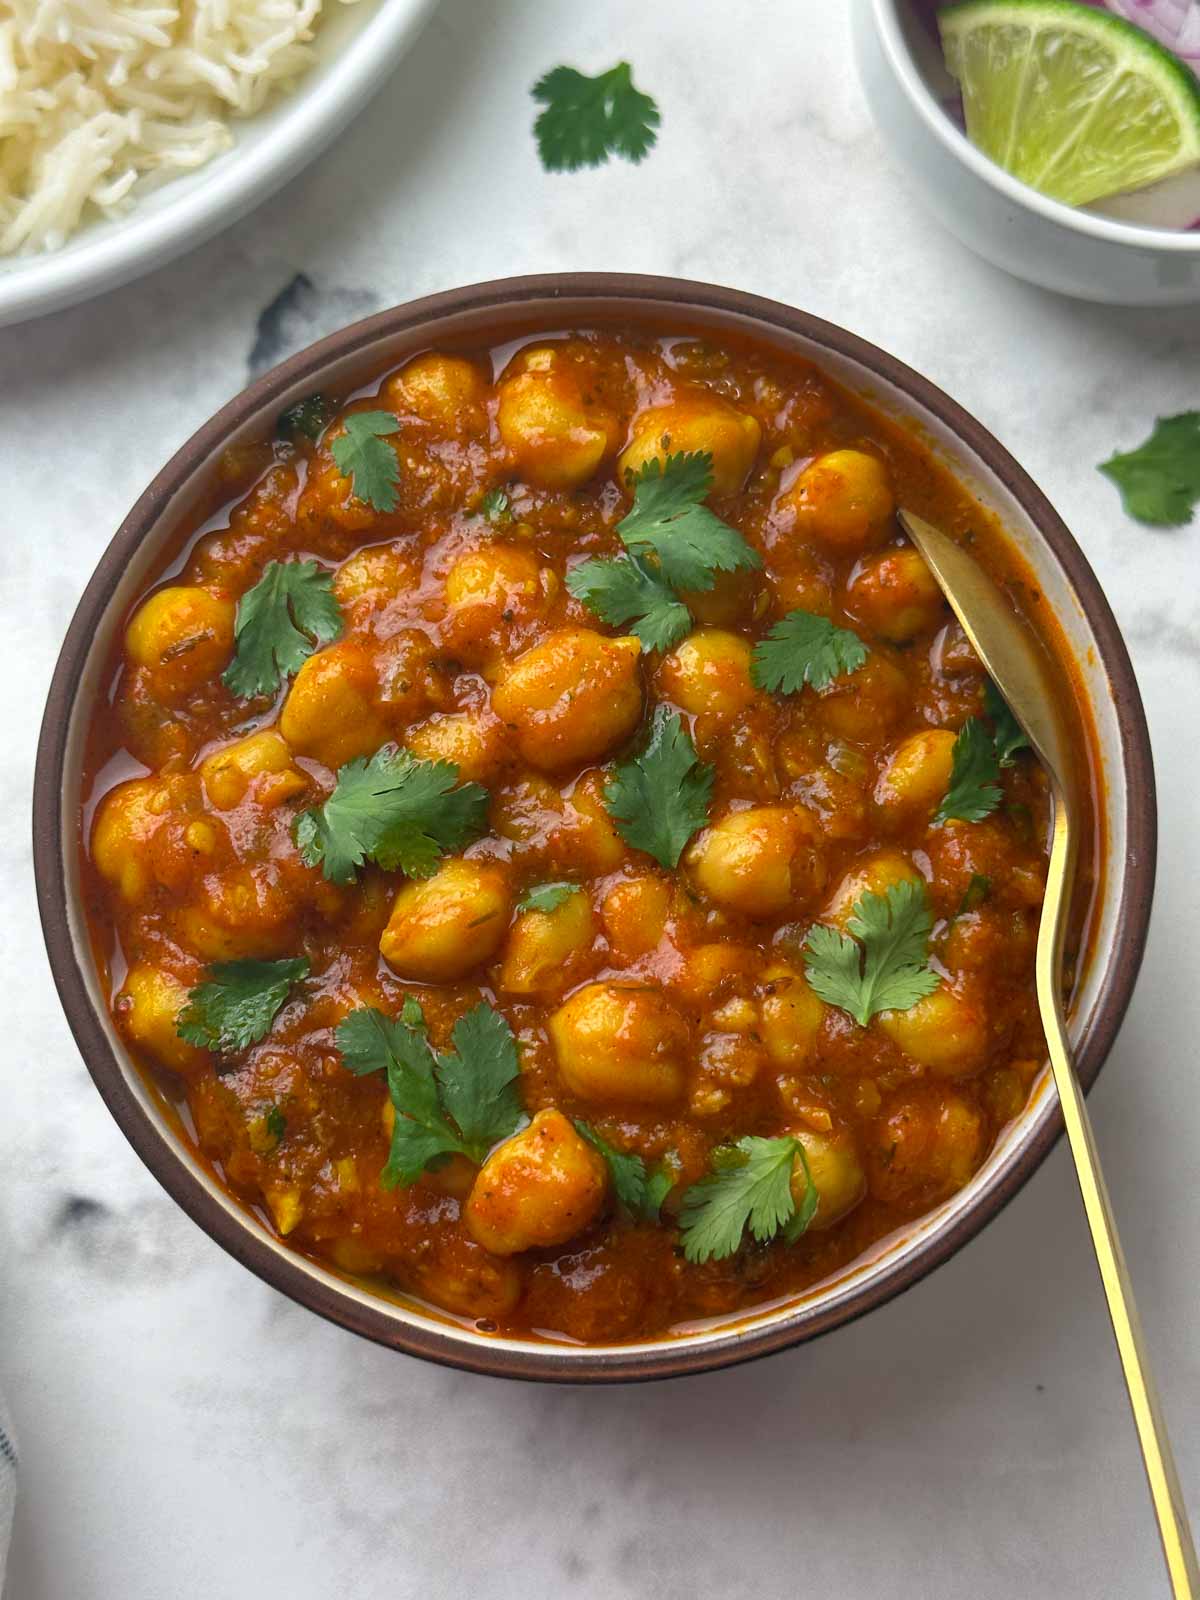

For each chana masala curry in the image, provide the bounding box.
[81,327,1098,1344]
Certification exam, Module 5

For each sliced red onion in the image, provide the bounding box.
[1087,0,1200,70]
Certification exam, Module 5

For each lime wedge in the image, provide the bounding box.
[940,0,1200,206]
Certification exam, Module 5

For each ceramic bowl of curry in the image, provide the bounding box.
[33,273,1155,1381]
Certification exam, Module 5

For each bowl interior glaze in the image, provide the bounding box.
[34,274,1156,1381]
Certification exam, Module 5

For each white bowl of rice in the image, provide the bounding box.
[0,0,439,327]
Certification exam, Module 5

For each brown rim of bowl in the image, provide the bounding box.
[33,272,1156,1384]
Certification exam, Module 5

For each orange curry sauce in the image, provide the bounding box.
[79,328,1098,1343]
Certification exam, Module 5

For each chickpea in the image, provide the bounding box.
[405,712,507,784]
[550,773,628,874]
[874,729,958,819]
[877,985,988,1078]
[815,653,908,742]
[600,873,671,958]
[618,396,761,497]
[549,982,687,1106]
[381,352,488,430]
[499,889,596,997]
[379,858,512,981]
[760,965,826,1066]
[177,866,295,961]
[673,943,757,1004]
[770,554,834,618]
[687,805,825,918]
[464,1109,608,1255]
[124,586,235,693]
[848,546,945,643]
[792,1128,866,1230]
[656,629,757,717]
[200,730,307,811]
[491,629,642,770]
[497,352,619,489]
[279,641,390,770]
[447,542,540,604]
[91,777,171,902]
[116,964,202,1074]
[333,543,418,609]
[409,1231,523,1320]
[824,850,923,928]
[778,449,895,551]
[867,1088,984,1210]
[686,568,761,627]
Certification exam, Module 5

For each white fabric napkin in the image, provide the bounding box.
[0,1388,14,1587]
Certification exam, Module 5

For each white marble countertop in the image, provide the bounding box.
[3,2,1198,1595]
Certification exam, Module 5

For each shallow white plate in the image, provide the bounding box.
[0,0,439,329]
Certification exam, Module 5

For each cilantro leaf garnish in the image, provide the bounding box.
[567,453,758,649]
[330,410,401,512]
[984,679,1030,767]
[565,554,692,653]
[575,1122,673,1221]
[337,1006,466,1185]
[751,609,869,695]
[678,1135,815,1263]
[803,879,940,1028]
[517,881,578,915]
[221,559,343,699]
[177,957,309,1053]
[336,1001,523,1187]
[1099,412,1200,528]
[277,393,331,443]
[603,705,714,869]
[479,488,511,525]
[617,453,761,589]
[958,873,992,915]
[264,1105,287,1143]
[434,1003,524,1156]
[295,746,490,884]
[934,717,1002,825]
[532,61,659,172]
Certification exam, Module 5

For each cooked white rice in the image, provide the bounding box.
[0,0,357,255]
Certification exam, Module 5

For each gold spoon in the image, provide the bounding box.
[899,510,1198,1598]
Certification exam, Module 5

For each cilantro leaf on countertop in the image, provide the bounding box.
[803,880,941,1029]
[566,553,692,653]
[434,1003,523,1157]
[295,746,490,885]
[177,958,310,1053]
[751,609,869,695]
[603,705,714,870]
[516,881,579,915]
[222,559,343,700]
[618,453,761,591]
[330,410,402,513]
[678,1135,815,1263]
[336,1001,523,1186]
[935,717,1003,825]
[1099,412,1200,528]
[575,1122,673,1221]
[984,679,1030,768]
[532,62,659,172]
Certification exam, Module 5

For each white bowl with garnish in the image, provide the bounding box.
[851,0,1200,304]
[0,0,439,330]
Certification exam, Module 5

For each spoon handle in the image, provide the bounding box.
[1041,802,1199,1596]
